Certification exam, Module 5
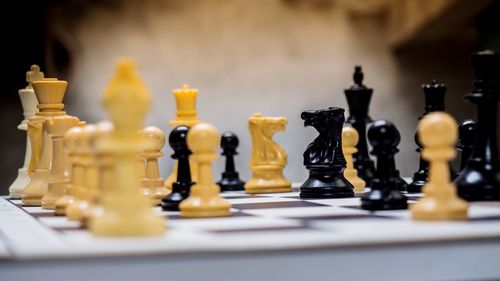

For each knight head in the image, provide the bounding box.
[301,107,345,135]
[249,113,287,137]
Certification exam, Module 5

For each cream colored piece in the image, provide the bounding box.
[90,60,165,236]
[165,85,201,189]
[245,113,292,194]
[180,123,231,217]
[41,116,79,209]
[411,112,468,221]
[66,125,99,225]
[140,126,169,205]
[342,126,366,192]
[9,65,44,198]
[22,79,68,206]
[55,126,84,216]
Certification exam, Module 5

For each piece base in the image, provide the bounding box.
[218,178,245,192]
[361,189,408,211]
[91,216,165,237]
[455,160,500,201]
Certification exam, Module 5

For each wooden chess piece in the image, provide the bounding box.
[41,115,79,209]
[90,59,165,236]
[217,132,245,192]
[245,113,292,194]
[361,120,408,210]
[162,126,193,211]
[180,123,231,217]
[54,125,84,216]
[342,126,366,193]
[300,108,354,198]
[165,85,201,190]
[66,125,99,223]
[22,78,68,206]
[457,119,477,172]
[140,126,169,205]
[411,112,468,220]
[408,80,450,193]
[455,51,500,201]
[9,65,44,198]
[344,66,375,185]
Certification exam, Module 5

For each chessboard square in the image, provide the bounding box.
[170,216,300,231]
[232,201,326,210]
[256,191,300,198]
[244,206,365,218]
[228,197,300,205]
[21,206,54,214]
[38,217,81,229]
[469,203,500,220]
[303,197,361,207]
[8,199,22,205]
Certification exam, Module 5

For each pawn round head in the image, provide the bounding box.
[169,126,190,152]
[187,123,219,155]
[342,126,359,147]
[367,120,400,148]
[458,119,477,145]
[77,124,98,153]
[418,112,457,148]
[64,126,83,153]
[220,131,239,151]
[140,126,165,151]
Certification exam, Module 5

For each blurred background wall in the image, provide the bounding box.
[1,0,499,194]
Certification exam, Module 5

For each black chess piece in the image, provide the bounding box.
[408,80,446,193]
[217,132,245,191]
[344,66,376,186]
[457,119,478,172]
[161,126,193,211]
[361,120,408,211]
[299,107,354,199]
[455,51,500,201]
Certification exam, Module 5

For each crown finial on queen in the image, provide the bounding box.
[102,59,150,134]
[170,84,202,127]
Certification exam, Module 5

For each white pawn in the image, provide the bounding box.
[9,65,44,198]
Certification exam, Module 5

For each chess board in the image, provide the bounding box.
[3,184,500,262]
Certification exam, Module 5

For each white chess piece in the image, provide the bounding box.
[9,65,44,198]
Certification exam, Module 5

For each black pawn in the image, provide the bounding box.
[361,120,408,211]
[161,126,192,211]
[344,66,376,185]
[299,107,354,199]
[455,51,500,201]
[457,119,477,172]
[408,80,446,193]
[217,132,245,191]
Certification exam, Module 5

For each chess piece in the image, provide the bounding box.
[361,120,408,210]
[411,112,468,220]
[41,115,79,209]
[161,126,193,211]
[245,113,292,194]
[342,126,366,192]
[455,51,500,201]
[140,126,169,205]
[408,80,452,193]
[90,59,165,236]
[300,108,354,198]
[179,123,231,217]
[164,85,202,189]
[217,132,245,191]
[22,78,68,206]
[344,66,376,185]
[457,119,477,172]
[54,125,84,216]
[9,65,44,198]
[66,125,100,223]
